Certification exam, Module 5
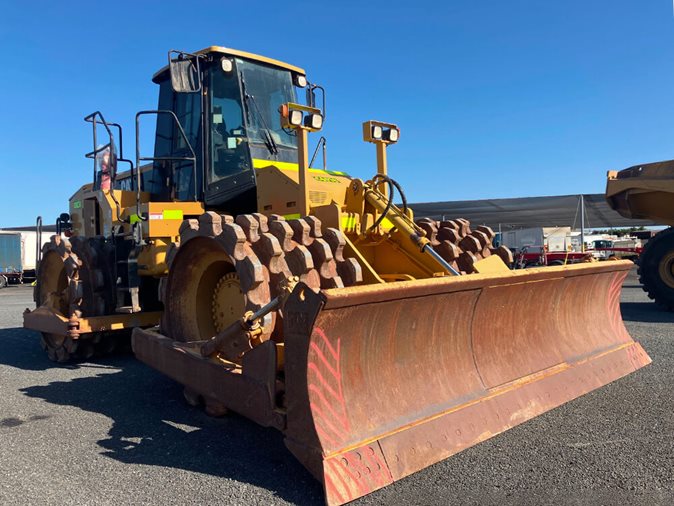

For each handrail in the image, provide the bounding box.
[84,112,135,190]
[104,122,135,188]
[309,136,327,170]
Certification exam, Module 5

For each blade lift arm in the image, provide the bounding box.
[359,180,461,276]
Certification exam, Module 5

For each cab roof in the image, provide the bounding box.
[152,46,306,83]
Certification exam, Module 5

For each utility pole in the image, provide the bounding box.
[580,194,585,253]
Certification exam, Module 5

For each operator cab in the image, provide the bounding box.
[147,47,309,214]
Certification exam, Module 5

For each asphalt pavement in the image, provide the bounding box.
[0,269,672,505]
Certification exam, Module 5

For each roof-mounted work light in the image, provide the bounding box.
[220,57,233,73]
[293,74,308,88]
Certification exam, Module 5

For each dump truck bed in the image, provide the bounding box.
[606,160,674,226]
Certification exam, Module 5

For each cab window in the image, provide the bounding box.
[209,65,250,183]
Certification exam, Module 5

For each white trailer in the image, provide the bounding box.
[0,229,52,282]
[500,227,572,253]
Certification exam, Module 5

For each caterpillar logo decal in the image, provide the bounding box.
[313,175,340,183]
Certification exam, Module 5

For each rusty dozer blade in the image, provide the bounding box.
[282,260,651,505]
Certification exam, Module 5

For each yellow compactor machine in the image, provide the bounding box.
[607,162,674,310]
[25,47,651,505]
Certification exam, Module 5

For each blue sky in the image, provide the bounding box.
[1,0,673,227]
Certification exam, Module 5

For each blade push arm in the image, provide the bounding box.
[199,276,300,359]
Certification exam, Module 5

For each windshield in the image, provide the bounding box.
[237,58,297,149]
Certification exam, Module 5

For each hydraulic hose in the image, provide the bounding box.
[368,176,396,232]
[363,176,461,276]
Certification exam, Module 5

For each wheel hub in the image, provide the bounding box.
[211,272,245,333]
[658,251,674,289]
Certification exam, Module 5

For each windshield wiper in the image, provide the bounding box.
[240,74,278,155]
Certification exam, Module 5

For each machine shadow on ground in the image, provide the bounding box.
[2,328,323,505]
[620,302,674,323]
[0,328,78,371]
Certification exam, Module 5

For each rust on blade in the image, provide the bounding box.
[282,261,651,505]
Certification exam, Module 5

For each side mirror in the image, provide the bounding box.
[305,83,326,119]
[168,50,201,93]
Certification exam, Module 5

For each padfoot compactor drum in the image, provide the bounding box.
[25,46,650,504]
